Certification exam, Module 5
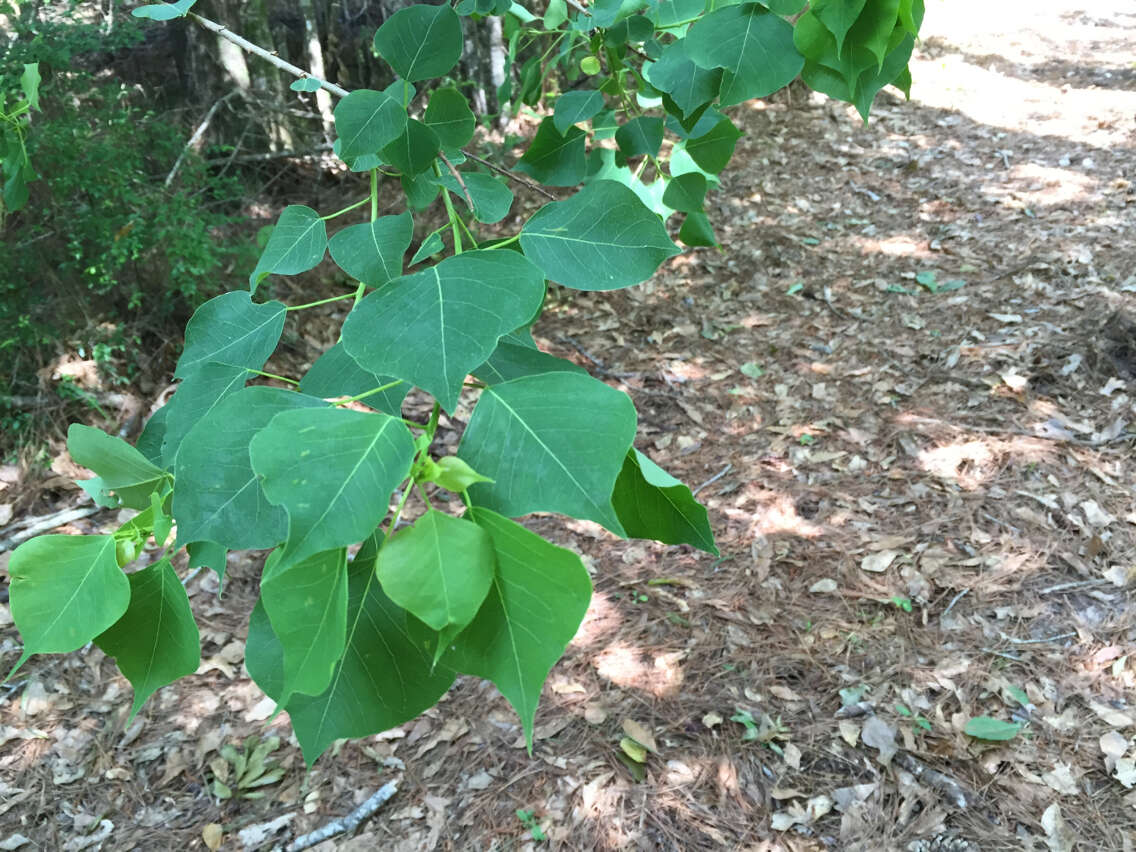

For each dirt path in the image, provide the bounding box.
[3,2,1135,850]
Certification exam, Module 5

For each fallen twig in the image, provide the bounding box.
[895,752,975,810]
[940,588,969,619]
[0,506,104,552]
[693,464,731,496]
[284,781,398,851]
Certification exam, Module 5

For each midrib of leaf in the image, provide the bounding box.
[432,269,449,392]
[487,389,608,520]
[140,567,169,692]
[181,307,281,375]
[288,419,396,560]
[38,537,115,645]
[429,521,454,626]
[405,11,440,80]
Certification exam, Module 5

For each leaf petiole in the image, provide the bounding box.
[333,379,405,406]
[286,293,358,312]
[320,196,371,221]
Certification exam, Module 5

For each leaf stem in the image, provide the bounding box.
[331,379,406,406]
[383,479,414,542]
[245,368,298,385]
[370,169,379,221]
[321,196,370,221]
[487,233,522,250]
[286,292,357,311]
[436,165,464,255]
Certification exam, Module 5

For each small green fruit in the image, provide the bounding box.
[580,56,601,75]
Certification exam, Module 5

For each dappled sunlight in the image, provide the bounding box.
[592,641,685,698]
[917,440,997,489]
[570,590,623,650]
[721,486,826,540]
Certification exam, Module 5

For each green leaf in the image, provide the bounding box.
[898,0,924,35]
[410,229,444,265]
[460,372,636,532]
[662,172,708,213]
[187,540,227,585]
[589,0,623,27]
[68,425,166,510]
[644,41,721,118]
[811,0,868,54]
[258,538,456,765]
[544,0,568,28]
[19,64,41,111]
[429,457,494,492]
[964,717,1022,741]
[7,535,129,666]
[328,213,412,287]
[373,4,464,82]
[683,116,742,174]
[131,0,196,20]
[615,116,664,160]
[298,343,408,417]
[402,170,440,210]
[434,172,514,224]
[261,547,349,699]
[77,476,118,509]
[678,210,718,246]
[848,0,902,69]
[445,508,592,750]
[520,180,679,291]
[341,250,547,412]
[685,4,804,105]
[333,89,408,159]
[611,450,718,554]
[377,510,495,659]
[174,291,286,380]
[94,559,200,722]
[135,405,170,467]
[150,491,173,548]
[472,340,585,385]
[553,90,606,134]
[160,363,249,466]
[515,118,587,187]
[423,87,476,148]
[290,77,323,92]
[381,118,440,177]
[760,0,805,12]
[173,387,326,551]
[245,599,285,699]
[249,206,328,291]
[651,0,705,28]
[250,407,415,567]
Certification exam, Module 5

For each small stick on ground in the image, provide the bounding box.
[693,464,732,496]
[285,781,398,852]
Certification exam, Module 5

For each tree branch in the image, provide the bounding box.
[187,12,349,99]
[461,150,557,200]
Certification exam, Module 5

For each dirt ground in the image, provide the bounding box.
[3,0,1136,849]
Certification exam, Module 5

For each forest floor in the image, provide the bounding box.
[3,0,1136,849]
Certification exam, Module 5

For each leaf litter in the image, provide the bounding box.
[3,1,1136,849]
